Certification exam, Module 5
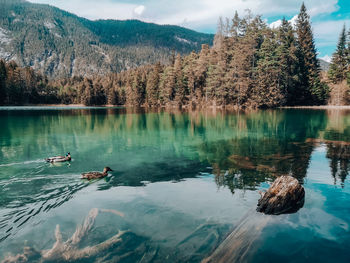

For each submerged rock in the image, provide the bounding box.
[257,175,305,215]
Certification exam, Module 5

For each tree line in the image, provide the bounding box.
[0,3,330,108]
[0,60,60,105]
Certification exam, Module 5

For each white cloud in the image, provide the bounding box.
[28,0,340,28]
[313,19,350,41]
[308,1,339,17]
[134,5,145,16]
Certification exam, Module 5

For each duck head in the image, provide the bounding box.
[103,167,113,173]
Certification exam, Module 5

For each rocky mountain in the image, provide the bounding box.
[0,0,213,78]
[319,59,330,72]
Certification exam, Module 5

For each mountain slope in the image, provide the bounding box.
[0,0,213,78]
[319,59,330,72]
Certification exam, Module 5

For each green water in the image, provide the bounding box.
[0,107,350,262]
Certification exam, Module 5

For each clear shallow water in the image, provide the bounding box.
[0,108,349,262]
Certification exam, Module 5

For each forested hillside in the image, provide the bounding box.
[0,0,213,78]
[0,4,331,108]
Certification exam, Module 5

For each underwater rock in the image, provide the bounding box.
[256,175,305,215]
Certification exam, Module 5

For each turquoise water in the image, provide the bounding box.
[0,108,349,262]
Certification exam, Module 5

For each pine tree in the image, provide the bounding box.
[7,66,24,105]
[254,29,285,107]
[213,17,225,51]
[160,66,175,106]
[146,63,162,107]
[206,55,226,106]
[183,51,198,106]
[227,14,265,107]
[277,18,299,105]
[81,78,93,105]
[231,11,240,38]
[174,54,186,106]
[93,82,107,105]
[194,44,210,104]
[131,70,145,106]
[296,2,328,104]
[329,25,348,83]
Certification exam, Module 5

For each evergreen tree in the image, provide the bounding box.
[231,11,241,38]
[254,29,285,107]
[228,14,265,107]
[183,51,198,106]
[206,58,226,106]
[131,71,145,106]
[160,66,175,106]
[107,87,117,105]
[347,28,350,81]
[80,79,93,105]
[277,18,299,105]
[7,67,24,105]
[195,44,210,104]
[146,63,162,107]
[213,17,225,51]
[174,54,186,106]
[296,2,328,104]
[329,25,348,83]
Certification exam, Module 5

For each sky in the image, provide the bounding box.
[28,0,350,62]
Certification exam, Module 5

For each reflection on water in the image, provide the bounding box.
[0,108,350,262]
[326,142,350,187]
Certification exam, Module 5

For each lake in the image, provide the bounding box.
[0,107,350,262]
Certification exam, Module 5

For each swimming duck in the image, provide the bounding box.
[81,167,113,180]
[46,152,71,163]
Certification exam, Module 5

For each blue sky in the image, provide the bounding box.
[28,0,350,61]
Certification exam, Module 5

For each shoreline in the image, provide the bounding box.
[281,105,350,109]
[0,104,122,108]
[0,104,350,110]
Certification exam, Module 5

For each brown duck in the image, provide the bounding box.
[81,167,113,180]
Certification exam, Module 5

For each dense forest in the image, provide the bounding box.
[0,3,335,108]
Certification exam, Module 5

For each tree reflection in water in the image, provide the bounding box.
[326,142,350,187]
[198,109,350,193]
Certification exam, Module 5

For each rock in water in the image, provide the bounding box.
[257,176,305,215]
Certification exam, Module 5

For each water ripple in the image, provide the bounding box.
[0,159,44,167]
[0,175,87,243]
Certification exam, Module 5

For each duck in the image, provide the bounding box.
[81,167,113,180]
[46,152,71,163]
